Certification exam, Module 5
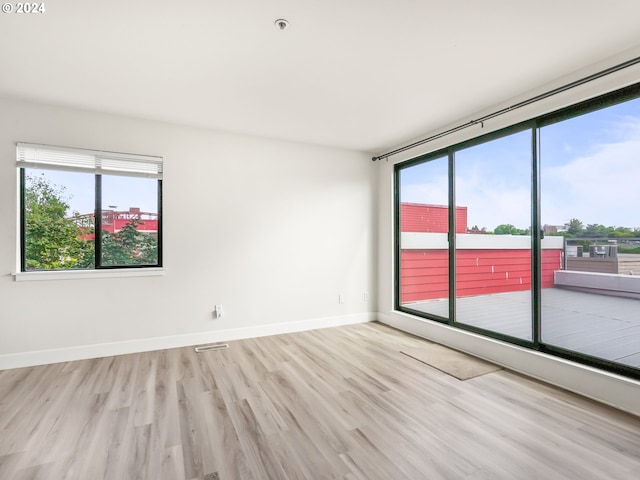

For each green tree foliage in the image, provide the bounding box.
[494,224,517,235]
[584,224,606,238]
[102,218,158,266]
[566,221,638,239]
[24,174,93,270]
[493,224,530,235]
[610,226,636,238]
[564,218,584,236]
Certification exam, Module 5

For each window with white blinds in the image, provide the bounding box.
[18,143,162,272]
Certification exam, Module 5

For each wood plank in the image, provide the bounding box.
[1,323,639,479]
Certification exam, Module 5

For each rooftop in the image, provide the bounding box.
[407,288,640,368]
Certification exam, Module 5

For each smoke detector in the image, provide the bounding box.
[274,19,290,30]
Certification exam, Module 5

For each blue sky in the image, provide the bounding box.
[401,97,640,231]
[26,170,158,215]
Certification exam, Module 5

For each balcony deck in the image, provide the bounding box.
[404,288,640,368]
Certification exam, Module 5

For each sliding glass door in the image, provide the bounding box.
[398,156,450,320]
[454,130,533,341]
[539,96,640,368]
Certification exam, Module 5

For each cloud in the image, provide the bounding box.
[401,179,448,206]
[542,119,640,228]
[456,170,531,230]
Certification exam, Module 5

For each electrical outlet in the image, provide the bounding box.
[338,294,344,304]
[213,305,224,318]
[364,291,369,301]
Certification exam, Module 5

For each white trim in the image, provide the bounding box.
[378,311,640,418]
[401,232,448,249]
[401,232,564,250]
[13,267,165,281]
[0,312,374,370]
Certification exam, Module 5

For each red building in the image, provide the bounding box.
[400,202,467,234]
[71,207,158,241]
[399,203,562,304]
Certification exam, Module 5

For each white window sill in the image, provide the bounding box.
[13,267,165,282]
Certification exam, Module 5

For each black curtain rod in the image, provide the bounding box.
[371,54,640,162]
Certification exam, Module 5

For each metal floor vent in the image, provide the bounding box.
[195,343,229,353]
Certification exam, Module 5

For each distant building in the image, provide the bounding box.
[69,207,158,241]
[543,224,567,235]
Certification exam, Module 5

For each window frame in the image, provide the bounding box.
[17,143,163,276]
[394,82,640,380]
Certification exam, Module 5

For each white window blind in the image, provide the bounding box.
[16,143,163,179]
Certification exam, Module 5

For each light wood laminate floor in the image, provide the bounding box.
[1,322,640,479]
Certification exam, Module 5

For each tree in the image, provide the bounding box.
[468,225,487,234]
[494,224,518,235]
[584,224,616,238]
[101,218,158,265]
[24,174,92,270]
[564,218,584,236]
[584,224,601,238]
[610,226,635,238]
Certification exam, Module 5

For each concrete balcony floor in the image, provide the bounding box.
[404,288,640,368]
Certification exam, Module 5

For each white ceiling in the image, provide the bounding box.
[2,0,640,153]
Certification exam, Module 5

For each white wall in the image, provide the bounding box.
[0,97,377,368]
[377,49,640,416]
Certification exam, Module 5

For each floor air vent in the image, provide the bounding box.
[195,343,229,353]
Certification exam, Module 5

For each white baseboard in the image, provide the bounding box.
[0,312,375,370]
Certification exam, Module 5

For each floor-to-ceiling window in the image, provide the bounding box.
[397,155,450,320]
[454,129,533,341]
[395,83,640,378]
[539,95,640,368]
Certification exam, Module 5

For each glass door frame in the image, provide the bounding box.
[395,121,538,349]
